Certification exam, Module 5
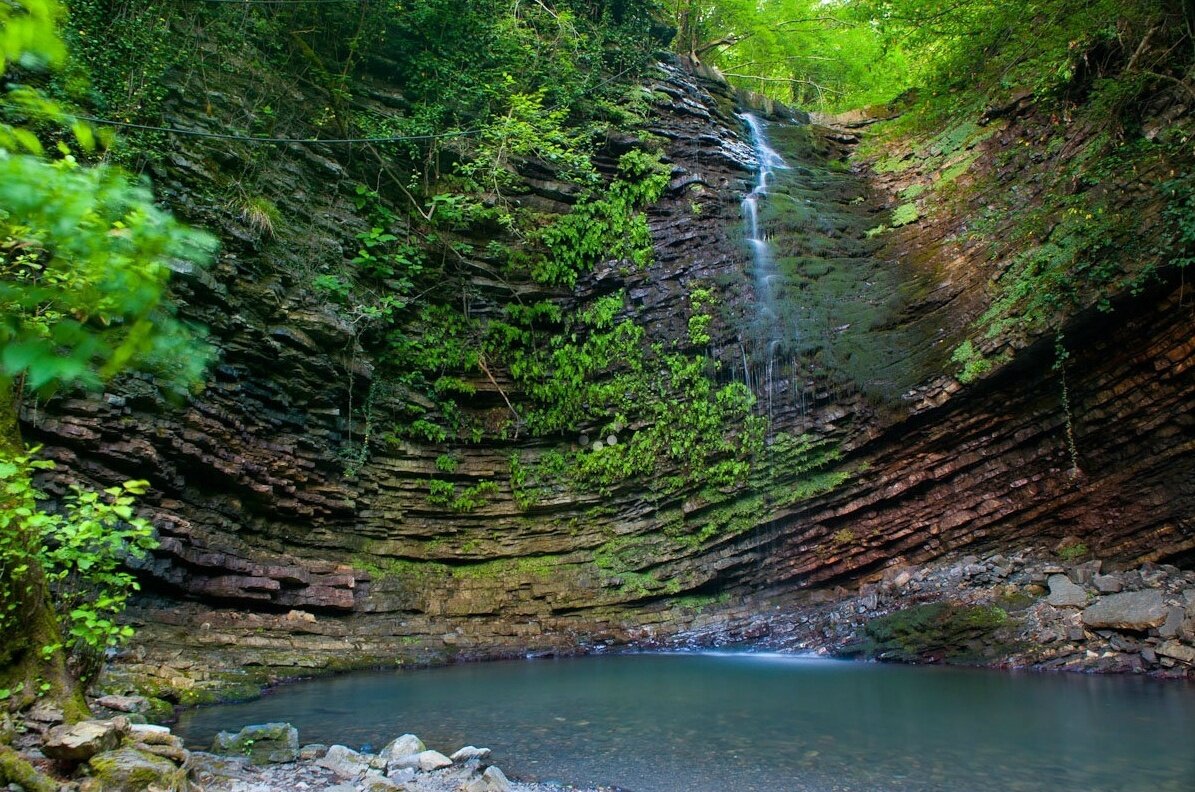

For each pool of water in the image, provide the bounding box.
[175,653,1195,791]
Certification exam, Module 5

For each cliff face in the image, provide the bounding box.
[24,47,1194,700]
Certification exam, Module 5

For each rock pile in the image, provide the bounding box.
[197,723,590,792]
[677,548,1195,677]
[7,710,190,791]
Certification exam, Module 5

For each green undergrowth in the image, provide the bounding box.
[858,28,1194,384]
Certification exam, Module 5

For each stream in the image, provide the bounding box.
[175,653,1195,791]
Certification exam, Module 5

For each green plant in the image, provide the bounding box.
[1,451,155,683]
[533,150,669,287]
[950,340,991,384]
[890,202,920,227]
[1057,542,1089,561]
[434,454,459,473]
[236,196,281,239]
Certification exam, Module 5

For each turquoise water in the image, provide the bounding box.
[175,653,1195,791]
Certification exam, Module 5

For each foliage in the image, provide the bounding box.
[426,478,499,512]
[1,451,155,682]
[534,150,669,287]
[670,0,912,110]
[1,137,215,395]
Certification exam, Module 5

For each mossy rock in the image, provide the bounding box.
[212,722,299,764]
[87,747,183,791]
[0,745,57,792]
[849,602,1013,663]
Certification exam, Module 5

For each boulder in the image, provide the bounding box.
[211,722,299,765]
[451,745,492,763]
[465,765,513,792]
[379,733,425,761]
[42,720,125,762]
[1081,590,1166,630]
[87,748,181,791]
[1157,641,1195,665]
[1046,575,1087,608]
[317,744,372,779]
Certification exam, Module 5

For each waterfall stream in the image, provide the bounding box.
[740,112,790,413]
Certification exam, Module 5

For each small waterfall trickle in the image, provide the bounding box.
[740,112,790,418]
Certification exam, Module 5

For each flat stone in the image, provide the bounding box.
[450,745,492,763]
[129,724,178,747]
[317,744,371,779]
[379,733,425,762]
[1082,590,1167,630]
[43,719,125,762]
[1093,574,1124,594]
[416,749,453,771]
[1141,646,1158,664]
[94,694,149,713]
[1184,589,1195,617]
[1047,574,1088,608]
[1157,640,1195,664]
[25,702,65,724]
[212,722,299,765]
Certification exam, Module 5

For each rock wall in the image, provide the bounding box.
[23,50,1194,700]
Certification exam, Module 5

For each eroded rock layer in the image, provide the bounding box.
[22,55,1194,699]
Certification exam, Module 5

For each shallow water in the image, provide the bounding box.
[175,653,1195,791]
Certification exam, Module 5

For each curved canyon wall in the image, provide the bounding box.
[22,55,1193,700]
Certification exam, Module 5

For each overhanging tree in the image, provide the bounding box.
[0,0,214,718]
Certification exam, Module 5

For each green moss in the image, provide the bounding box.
[852,603,1012,664]
[0,746,56,792]
[890,202,921,227]
[451,555,561,580]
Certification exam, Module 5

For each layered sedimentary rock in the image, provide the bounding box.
[23,53,1193,699]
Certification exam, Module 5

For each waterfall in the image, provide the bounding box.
[740,112,790,414]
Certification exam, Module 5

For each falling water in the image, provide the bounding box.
[740,112,790,414]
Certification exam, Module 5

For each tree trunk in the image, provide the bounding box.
[0,379,88,723]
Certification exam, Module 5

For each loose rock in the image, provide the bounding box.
[1046,575,1087,608]
[87,747,182,791]
[212,722,299,765]
[42,719,125,763]
[451,745,493,763]
[1081,590,1166,630]
[379,733,425,762]
[316,744,372,779]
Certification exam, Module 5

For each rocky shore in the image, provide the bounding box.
[2,710,610,792]
[674,546,1195,677]
[4,546,1192,790]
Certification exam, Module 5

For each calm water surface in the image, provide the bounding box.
[175,653,1195,791]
